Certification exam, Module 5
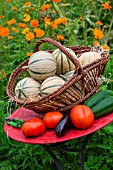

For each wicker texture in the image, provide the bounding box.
[6,38,109,114]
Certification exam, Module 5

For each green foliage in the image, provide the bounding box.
[85,123,113,170]
[0,0,113,170]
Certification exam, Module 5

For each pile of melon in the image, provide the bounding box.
[15,48,102,101]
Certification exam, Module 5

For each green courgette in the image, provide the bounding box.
[84,90,113,118]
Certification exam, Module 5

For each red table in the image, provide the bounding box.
[4,107,113,170]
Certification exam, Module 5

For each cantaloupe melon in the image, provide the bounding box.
[40,76,65,96]
[63,70,75,81]
[15,77,41,100]
[78,51,101,67]
[52,47,77,75]
[63,70,82,90]
[28,51,57,80]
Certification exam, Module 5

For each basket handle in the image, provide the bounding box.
[33,38,84,74]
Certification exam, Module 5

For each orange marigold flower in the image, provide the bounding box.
[102,44,110,51]
[54,18,62,25]
[0,16,4,19]
[56,35,65,41]
[23,14,31,22]
[30,19,39,27]
[27,52,33,56]
[24,2,31,6]
[93,27,104,40]
[34,28,38,33]
[22,28,30,34]
[95,21,103,25]
[41,4,50,12]
[93,41,100,46]
[0,27,10,37]
[44,16,51,25]
[12,6,18,11]
[51,17,67,29]
[61,17,67,25]
[26,32,34,40]
[35,28,45,37]
[102,1,112,10]
[51,23,58,29]
[11,27,19,33]
[6,0,11,2]
[7,19,16,26]
[54,17,67,25]
[53,0,62,2]
[78,16,83,20]
[18,23,27,29]
[7,36,13,40]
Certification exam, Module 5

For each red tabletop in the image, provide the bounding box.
[4,107,113,144]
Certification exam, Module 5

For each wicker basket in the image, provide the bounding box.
[6,38,109,115]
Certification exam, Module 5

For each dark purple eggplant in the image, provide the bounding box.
[55,114,72,137]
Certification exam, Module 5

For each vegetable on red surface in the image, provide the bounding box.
[21,118,45,137]
[84,90,113,118]
[55,114,72,137]
[70,105,94,129]
[43,111,63,129]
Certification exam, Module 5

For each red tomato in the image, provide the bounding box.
[70,105,94,129]
[43,111,63,129]
[21,118,45,137]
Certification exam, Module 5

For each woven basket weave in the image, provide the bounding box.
[6,38,109,115]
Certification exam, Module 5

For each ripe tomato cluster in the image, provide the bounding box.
[21,105,94,137]
[21,111,63,137]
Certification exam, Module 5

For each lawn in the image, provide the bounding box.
[0,0,113,169]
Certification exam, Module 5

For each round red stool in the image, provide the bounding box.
[4,107,113,170]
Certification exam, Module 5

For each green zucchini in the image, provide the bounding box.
[84,90,113,118]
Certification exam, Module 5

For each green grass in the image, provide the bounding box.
[0,0,113,169]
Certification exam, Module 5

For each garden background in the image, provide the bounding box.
[0,0,113,169]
